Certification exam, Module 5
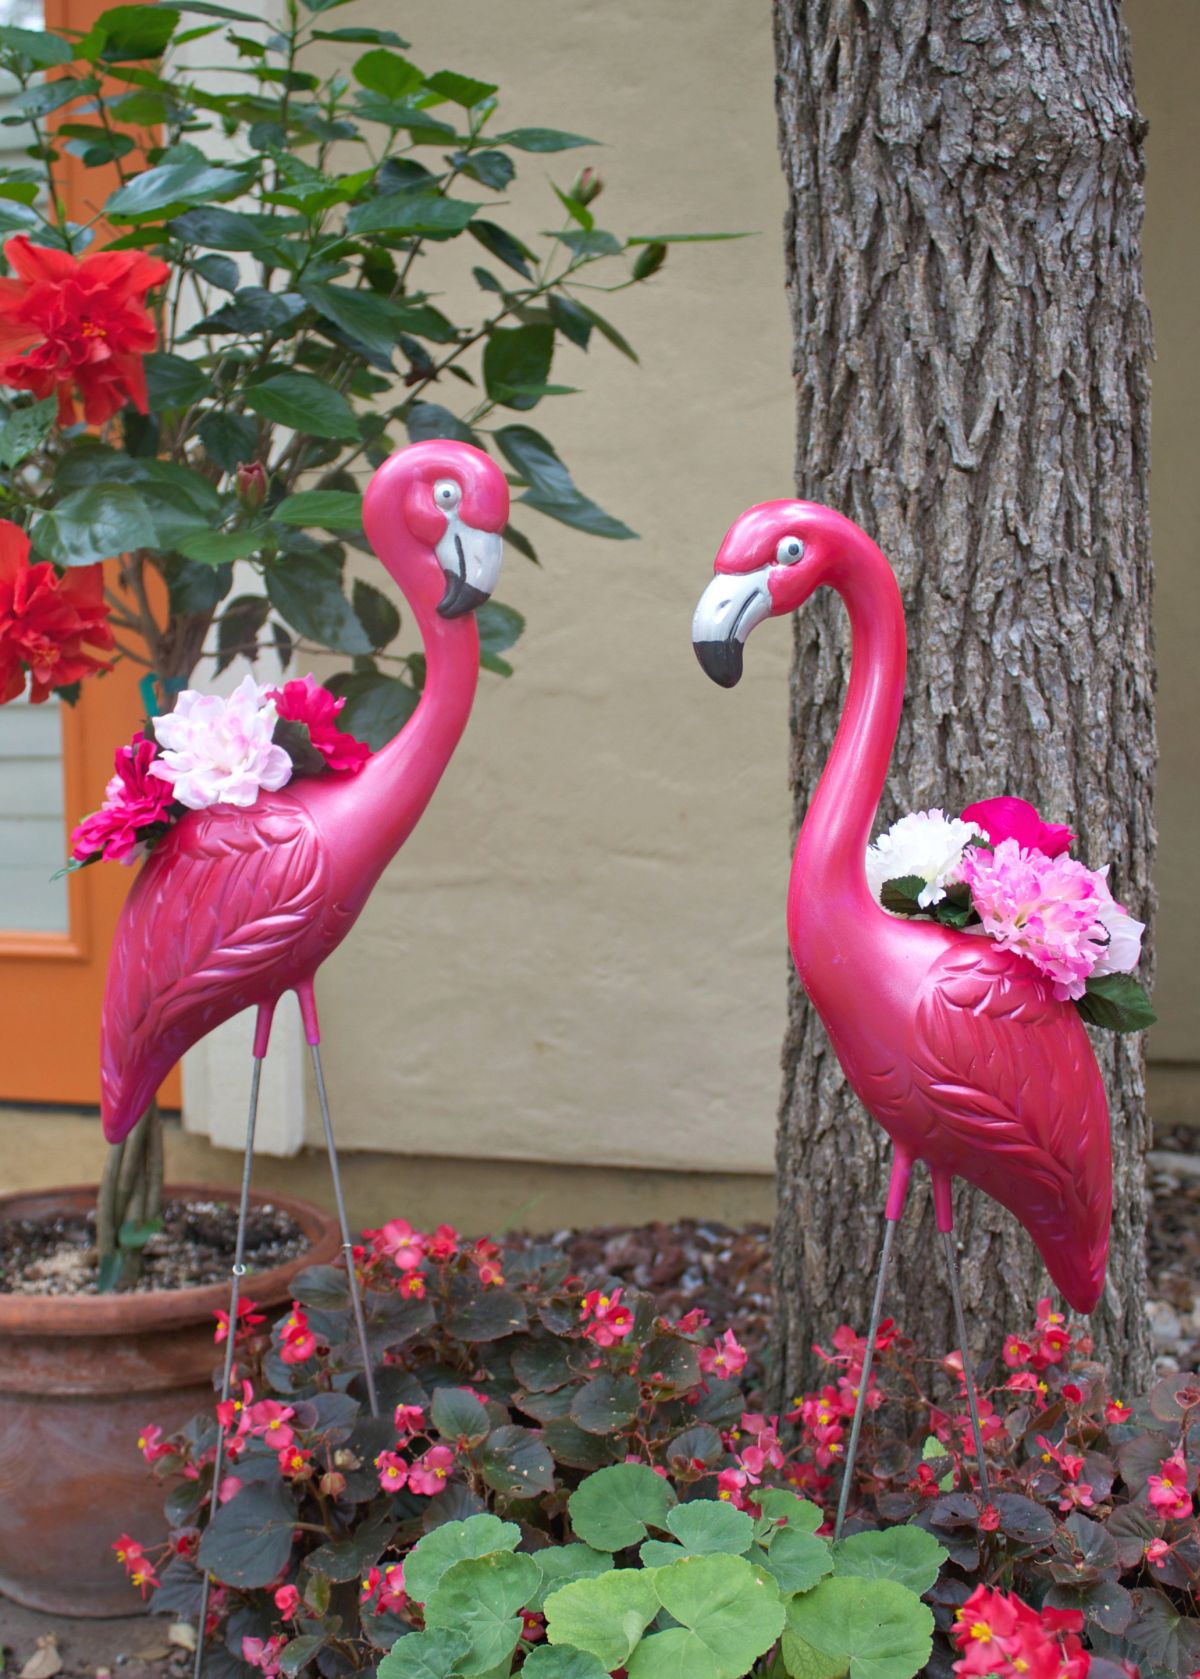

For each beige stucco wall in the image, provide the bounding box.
[304,1,1196,1173]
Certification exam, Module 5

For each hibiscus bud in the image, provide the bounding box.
[632,241,668,283]
[235,461,267,512]
[571,166,603,205]
[319,1471,347,1498]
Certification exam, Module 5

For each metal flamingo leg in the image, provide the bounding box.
[309,1039,379,1420]
[941,1226,991,1501]
[193,1053,263,1679]
[833,1148,911,1542]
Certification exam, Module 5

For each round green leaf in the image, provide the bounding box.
[832,1528,946,1595]
[760,1525,833,1595]
[570,1372,641,1437]
[783,1576,934,1679]
[665,1501,754,1556]
[479,1423,556,1497]
[195,1480,298,1588]
[404,1513,520,1606]
[376,1628,471,1679]
[521,1647,610,1679]
[630,1554,783,1679]
[430,1385,491,1446]
[424,1551,541,1675]
[544,1569,660,1670]
[528,1544,613,1613]
[568,1462,677,1551]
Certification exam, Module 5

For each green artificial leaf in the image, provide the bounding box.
[0,396,56,468]
[245,372,359,440]
[544,1569,660,1671]
[567,1462,677,1551]
[492,127,598,152]
[782,1576,934,1679]
[327,671,419,749]
[424,68,497,108]
[431,1385,491,1445]
[266,553,372,655]
[352,47,423,100]
[479,1425,556,1497]
[273,490,364,530]
[0,24,74,65]
[352,578,400,649]
[663,1501,753,1557]
[346,189,481,239]
[405,1514,521,1607]
[570,1373,640,1436]
[879,877,928,917]
[521,1648,609,1679]
[527,1545,613,1613]
[468,219,535,279]
[424,1551,541,1674]
[631,1554,785,1679]
[196,1479,298,1588]
[107,160,247,219]
[494,424,636,539]
[31,485,156,566]
[1076,973,1157,1033]
[144,352,209,411]
[376,1628,472,1679]
[482,324,554,411]
[177,528,266,567]
[197,410,259,473]
[832,1528,946,1595]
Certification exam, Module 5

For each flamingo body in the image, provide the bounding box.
[100,440,508,1144]
[694,500,1111,1313]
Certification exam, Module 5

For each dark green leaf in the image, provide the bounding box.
[199,287,306,337]
[573,300,639,363]
[144,352,209,411]
[483,324,554,412]
[494,424,636,539]
[468,219,534,279]
[196,1479,297,1588]
[457,149,514,191]
[278,1635,327,1676]
[431,1385,491,1445]
[215,594,270,673]
[194,252,240,292]
[0,25,74,65]
[879,876,928,916]
[1077,974,1157,1033]
[346,189,481,239]
[570,1373,640,1436]
[540,1419,614,1470]
[446,1288,529,1342]
[503,523,538,564]
[274,490,363,530]
[198,410,259,473]
[352,47,422,100]
[299,281,405,357]
[492,127,598,152]
[245,373,359,441]
[424,68,497,108]
[0,396,56,468]
[173,206,302,253]
[548,294,593,350]
[627,231,752,245]
[83,4,179,61]
[106,160,247,219]
[313,26,409,45]
[632,241,667,281]
[475,601,523,657]
[478,1425,556,1498]
[290,1263,350,1309]
[404,403,476,445]
[554,229,621,259]
[162,555,233,615]
[329,671,419,749]
[31,485,156,566]
[306,1510,396,1583]
[177,528,266,566]
[352,578,400,649]
[266,553,371,654]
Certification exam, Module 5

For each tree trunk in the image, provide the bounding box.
[772,0,1155,1399]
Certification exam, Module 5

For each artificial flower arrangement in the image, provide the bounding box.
[865,795,1153,1032]
[69,673,371,868]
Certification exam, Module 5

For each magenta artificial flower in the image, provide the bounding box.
[71,731,175,863]
[270,673,370,774]
[959,838,1112,1001]
[960,796,1074,858]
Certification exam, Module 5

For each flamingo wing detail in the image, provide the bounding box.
[101,800,329,1142]
[908,942,1111,1313]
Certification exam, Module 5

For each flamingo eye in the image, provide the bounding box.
[434,479,461,512]
[775,537,804,564]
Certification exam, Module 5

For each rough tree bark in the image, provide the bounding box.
[772,0,1155,1398]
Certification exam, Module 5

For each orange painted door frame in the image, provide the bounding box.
[0,0,180,1108]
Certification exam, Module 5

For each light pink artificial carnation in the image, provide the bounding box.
[959,838,1112,1000]
[148,674,291,810]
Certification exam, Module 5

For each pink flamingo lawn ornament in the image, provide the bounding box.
[98,440,508,1659]
[691,500,1110,1535]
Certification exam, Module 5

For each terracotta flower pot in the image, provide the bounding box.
[0,1182,340,1618]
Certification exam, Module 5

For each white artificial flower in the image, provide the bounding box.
[865,808,984,910]
[149,674,292,810]
[1090,883,1146,977]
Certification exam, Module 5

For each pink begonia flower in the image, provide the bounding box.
[269,672,370,774]
[71,731,175,863]
[242,1634,287,1676]
[246,1399,295,1450]
[1148,1456,1193,1520]
[1146,1538,1171,1568]
[375,1450,409,1494]
[699,1328,748,1379]
[278,1304,318,1365]
[393,1403,425,1439]
[961,796,1074,858]
[148,673,292,810]
[274,1583,301,1617]
[959,838,1112,1000]
[409,1445,455,1495]
[375,1218,426,1272]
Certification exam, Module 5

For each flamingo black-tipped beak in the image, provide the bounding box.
[436,519,503,619]
[691,567,773,687]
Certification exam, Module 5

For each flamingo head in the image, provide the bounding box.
[363,439,510,619]
[692,498,840,687]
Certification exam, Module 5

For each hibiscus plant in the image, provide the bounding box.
[0,1,717,1284]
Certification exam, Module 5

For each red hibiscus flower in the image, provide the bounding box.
[0,236,169,425]
[960,796,1074,858]
[0,519,114,703]
[70,731,175,864]
[270,673,370,774]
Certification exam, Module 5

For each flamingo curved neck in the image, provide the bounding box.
[788,527,906,961]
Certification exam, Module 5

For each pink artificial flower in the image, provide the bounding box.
[961,797,1074,858]
[375,1219,426,1272]
[71,731,175,863]
[959,838,1112,1000]
[375,1450,409,1494]
[409,1444,455,1495]
[699,1329,748,1379]
[1091,890,1147,978]
[246,1400,295,1450]
[274,1583,301,1618]
[148,674,292,810]
[1148,1456,1193,1520]
[269,673,370,775]
[580,1288,634,1347]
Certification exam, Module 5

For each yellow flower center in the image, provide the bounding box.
[970,1622,993,1643]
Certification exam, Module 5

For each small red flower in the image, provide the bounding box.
[270,673,370,775]
[0,235,168,424]
[0,520,113,703]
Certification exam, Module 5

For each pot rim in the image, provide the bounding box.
[0,1181,340,1337]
